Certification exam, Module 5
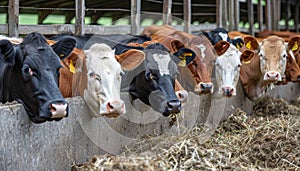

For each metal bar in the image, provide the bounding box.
[131,0,141,35]
[265,0,271,30]
[183,0,191,33]
[163,0,172,25]
[75,0,85,35]
[247,0,254,35]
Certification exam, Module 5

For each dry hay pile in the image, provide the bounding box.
[72,96,300,171]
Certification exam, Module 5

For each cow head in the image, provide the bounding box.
[164,32,215,94]
[286,36,300,82]
[116,42,195,116]
[244,35,287,83]
[0,32,76,123]
[214,41,242,97]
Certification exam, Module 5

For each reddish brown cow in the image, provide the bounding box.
[142,25,216,94]
[256,30,299,42]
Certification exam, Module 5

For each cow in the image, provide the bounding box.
[202,27,245,97]
[142,25,216,95]
[203,27,244,49]
[239,35,291,101]
[114,40,195,117]
[227,31,300,84]
[0,32,76,123]
[50,35,144,118]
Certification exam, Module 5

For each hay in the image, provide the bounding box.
[72,96,300,171]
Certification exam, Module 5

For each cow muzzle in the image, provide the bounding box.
[163,100,181,117]
[50,101,68,119]
[221,86,235,97]
[195,82,214,94]
[101,100,126,118]
[264,71,282,82]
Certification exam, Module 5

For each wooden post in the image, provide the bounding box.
[131,0,141,35]
[163,0,172,25]
[8,0,19,37]
[184,0,191,33]
[265,0,271,30]
[247,0,254,35]
[285,0,290,30]
[257,0,264,31]
[296,1,299,33]
[234,0,240,31]
[75,0,85,35]
[228,0,235,31]
[216,0,223,27]
[223,0,228,30]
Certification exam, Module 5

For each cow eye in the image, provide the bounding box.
[282,54,287,58]
[89,72,95,77]
[22,65,32,75]
[145,70,154,80]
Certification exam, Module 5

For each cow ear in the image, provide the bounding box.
[214,40,230,56]
[0,39,15,64]
[288,36,300,53]
[116,49,145,71]
[243,36,259,50]
[240,50,254,64]
[62,48,83,73]
[51,36,76,60]
[232,37,244,49]
[173,48,196,66]
[170,39,185,53]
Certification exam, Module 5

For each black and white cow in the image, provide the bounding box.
[114,40,195,116]
[0,32,76,123]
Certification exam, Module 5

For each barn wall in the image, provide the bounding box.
[0,83,299,171]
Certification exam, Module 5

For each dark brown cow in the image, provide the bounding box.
[142,25,216,94]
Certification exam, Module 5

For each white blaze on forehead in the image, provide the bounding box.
[153,53,171,75]
[195,44,206,58]
[218,32,229,41]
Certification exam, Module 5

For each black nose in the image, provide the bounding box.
[200,83,213,93]
[163,100,181,117]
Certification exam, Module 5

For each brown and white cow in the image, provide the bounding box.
[142,25,216,95]
[239,35,294,101]
[59,43,143,118]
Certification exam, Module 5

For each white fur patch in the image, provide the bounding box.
[153,53,171,75]
[195,44,206,58]
[218,32,229,41]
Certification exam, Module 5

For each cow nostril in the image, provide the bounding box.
[298,75,300,80]
[200,83,205,89]
[107,102,114,110]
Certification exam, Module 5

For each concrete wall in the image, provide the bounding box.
[0,83,299,171]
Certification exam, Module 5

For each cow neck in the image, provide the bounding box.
[72,51,87,97]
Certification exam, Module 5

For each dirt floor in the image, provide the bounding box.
[72,96,300,171]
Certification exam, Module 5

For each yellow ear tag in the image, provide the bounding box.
[59,54,64,58]
[246,41,252,50]
[69,59,76,73]
[236,43,240,49]
[178,59,186,67]
[292,42,299,51]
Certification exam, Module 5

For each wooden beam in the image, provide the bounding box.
[228,0,235,31]
[285,0,290,30]
[296,1,299,33]
[163,0,172,25]
[234,0,240,31]
[247,0,254,35]
[183,0,191,33]
[216,0,222,27]
[265,0,271,30]
[131,0,141,34]
[257,0,263,31]
[38,11,52,24]
[75,0,85,35]
[8,0,19,37]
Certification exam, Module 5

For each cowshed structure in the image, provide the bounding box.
[0,0,299,37]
